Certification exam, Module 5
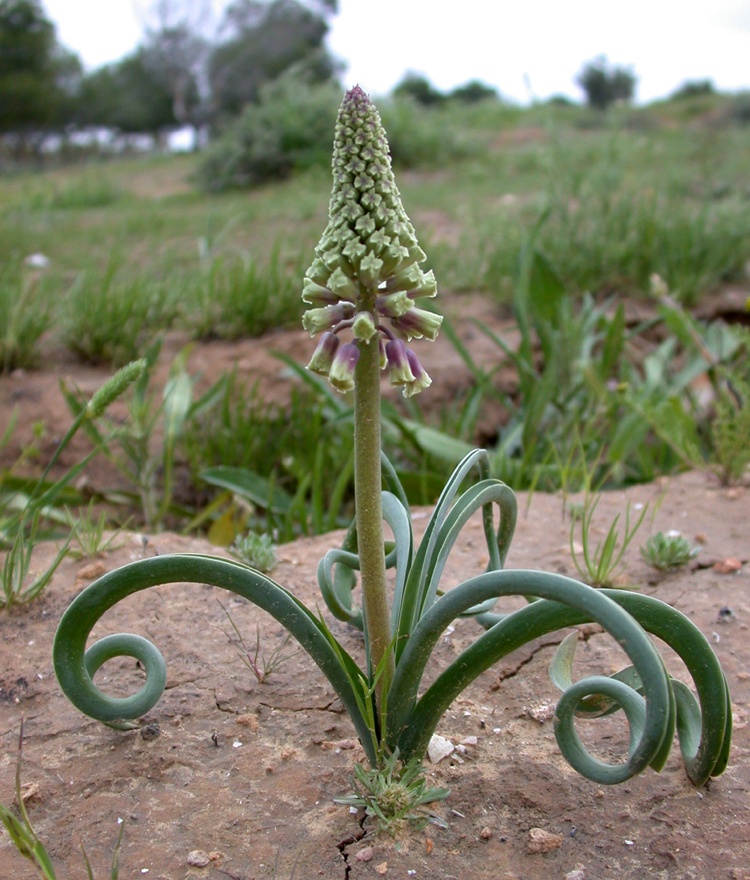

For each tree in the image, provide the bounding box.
[576,56,636,110]
[75,49,178,135]
[449,79,499,104]
[207,0,340,122]
[138,0,213,126]
[0,0,82,139]
[393,72,445,107]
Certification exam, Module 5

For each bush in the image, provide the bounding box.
[576,56,636,110]
[197,74,341,192]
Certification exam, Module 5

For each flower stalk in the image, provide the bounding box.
[302,85,443,732]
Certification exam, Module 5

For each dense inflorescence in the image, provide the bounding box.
[302,86,441,396]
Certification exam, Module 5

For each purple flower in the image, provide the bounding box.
[385,338,416,387]
[328,342,360,393]
[306,332,340,376]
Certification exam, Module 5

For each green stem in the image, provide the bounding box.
[353,336,394,732]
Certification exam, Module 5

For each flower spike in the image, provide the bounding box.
[302,86,442,394]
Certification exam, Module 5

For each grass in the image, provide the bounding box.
[0,95,749,553]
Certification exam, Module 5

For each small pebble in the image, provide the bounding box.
[187,850,210,867]
[427,734,455,764]
[527,827,563,853]
[140,722,160,741]
[355,846,374,862]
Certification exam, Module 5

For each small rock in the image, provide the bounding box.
[140,722,160,741]
[24,252,50,269]
[20,782,41,804]
[460,735,478,746]
[77,561,108,581]
[527,827,563,853]
[187,850,210,867]
[524,701,556,724]
[375,863,388,875]
[355,846,374,862]
[479,826,492,840]
[427,734,455,764]
[713,557,742,574]
[565,869,586,880]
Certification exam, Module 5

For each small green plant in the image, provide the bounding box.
[0,722,124,879]
[52,88,730,862]
[2,512,70,609]
[63,264,174,367]
[66,501,128,559]
[641,531,700,571]
[230,531,277,572]
[219,601,300,683]
[711,374,750,486]
[0,265,54,373]
[570,494,648,587]
[334,749,449,833]
[182,246,305,341]
[63,345,224,530]
[2,361,147,609]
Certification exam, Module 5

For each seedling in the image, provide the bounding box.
[570,494,648,587]
[219,600,300,683]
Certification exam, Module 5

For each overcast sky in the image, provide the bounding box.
[43,0,750,104]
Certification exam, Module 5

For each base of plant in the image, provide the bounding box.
[334,750,450,835]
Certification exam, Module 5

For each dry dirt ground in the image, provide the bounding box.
[1,291,749,880]
[0,472,748,880]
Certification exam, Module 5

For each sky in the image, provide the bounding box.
[43,0,750,105]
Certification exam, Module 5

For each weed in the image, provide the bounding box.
[1,512,70,609]
[570,494,648,587]
[0,265,54,373]
[641,531,700,570]
[711,374,750,486]
[63,264,174,367]
[181,246,305,340]
[219,601,301,683]
[66,501,128,559]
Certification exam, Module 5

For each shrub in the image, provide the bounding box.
[197,74,341,192]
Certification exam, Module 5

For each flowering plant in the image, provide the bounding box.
[54,88,730,823]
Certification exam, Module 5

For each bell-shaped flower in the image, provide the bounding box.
[328,342,360,393]
[402,349,432,397]
[385,338,416,387]
[306,331,340,377]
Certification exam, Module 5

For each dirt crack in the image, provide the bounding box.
[335,814,367,879]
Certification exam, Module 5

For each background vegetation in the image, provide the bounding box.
[1,0,749,593]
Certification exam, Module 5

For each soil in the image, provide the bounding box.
[1,289,749,880]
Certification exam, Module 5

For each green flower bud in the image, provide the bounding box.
[302,279,339,306]
[376,291,412,318]
[302,303,354,336]
[329,342,360,393]
[352,311,378,342]
[391,307,443,342]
